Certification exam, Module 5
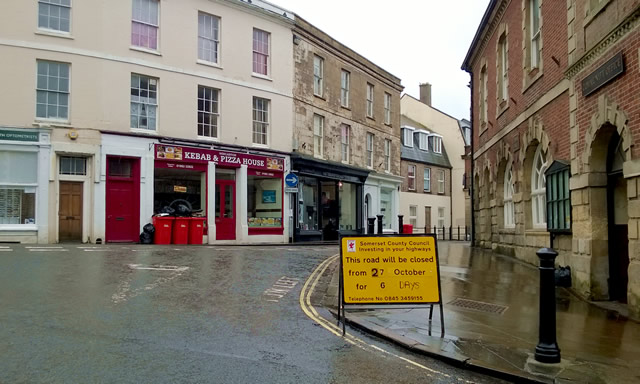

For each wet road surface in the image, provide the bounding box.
[0,244,506,383]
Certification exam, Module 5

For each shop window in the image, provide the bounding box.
[247,174,282,228]
[339,182,356,230]
[60,156,86,175]
[154,168,205,214]
[546,161,571,232]
[0,151,38,225]
[299,177,318,231]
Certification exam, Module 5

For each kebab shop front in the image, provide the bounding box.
[154,144,287,244]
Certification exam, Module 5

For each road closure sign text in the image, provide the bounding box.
[340,235,441,305]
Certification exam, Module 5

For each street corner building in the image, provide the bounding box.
[290,16,404,241]
[0,0,296,245]
[462,0,640,319]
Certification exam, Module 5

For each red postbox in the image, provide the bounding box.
[403,224,414,234]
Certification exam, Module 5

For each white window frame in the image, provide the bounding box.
[402,127,414,147]
[366,133,374,168]
[438,170,445,194]
[38,0,71,34]
[384,92,391,125]
[480,66,488,124]
[59,156,86,176]
[341,124,350,163]
[438,207,445,228]
[423,168,431,192]
[252,28,270,77]
[432,136,442,154]
[131,0,159,51]
[418,132,428,151]
[504,162,515,228]
[130,73,158,131]
[499,34,508,101]
[530,0,541,69]
[532,146,548,228]
[197,12,220,65]
[366,83,374,118]
[384,139,391,172]
[408,164,416,191]
[409,205,417,227]
[313,114,324,158]
[197,85,220,139]
[341,70,350,107]
[313,55,324,97]
[36,60,70,122]
[252,97,269,146]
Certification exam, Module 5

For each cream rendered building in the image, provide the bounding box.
[400,85,467,232]
[0,0,294,243]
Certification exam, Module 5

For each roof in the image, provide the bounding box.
[461,0,499,72]
[400,117,452,169]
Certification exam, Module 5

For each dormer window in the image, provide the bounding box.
[429,135,442,154]
[402,127,414,147]
[417,131,429,151]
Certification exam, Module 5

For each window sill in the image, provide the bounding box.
[496,100,509,118]
[197,136,220,142]
[423,190,431,193]
[340,105,351,110]
[314,94,325,100]
[252,73,272,81]
[34,119,71,127]
[523,69,543,92]
[252,143,269,149]
[196,60,223,70]
[130,128,158,135]
[0,225,38,231]
[499,227,516,234]
[479,122,488,136]
[384,123,392,127]
[526,227,548,234]
[130,46,162,56]
[35,30,74,39]
[366,115,375,121]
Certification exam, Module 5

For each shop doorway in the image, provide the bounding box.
[215,179,236,240]
[105,156,140,242]
[59,181,83,242]
[321,181,338,240]
[607,133,629,302]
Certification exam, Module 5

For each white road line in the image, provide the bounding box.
[0,249,13,252]
[77,246,108,249]
[128,264,189,272]
[263,276,299,302]
[0,246,11,249]
[83,249,111,252]
[29,249,68,252]
[26,246,63,249]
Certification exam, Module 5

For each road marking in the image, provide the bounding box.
[0,246,11,249]
[29,249,68,252]
[300,255,466,381]
[128,264,189,272]
[263,276,299,302]
[83,249,111,252]
[26,246,63,249]
[0,249,13,252]
[77,246,106,249]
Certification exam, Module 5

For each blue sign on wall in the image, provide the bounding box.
[285,173,299,188]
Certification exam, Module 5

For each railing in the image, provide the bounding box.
[408,225,470,241]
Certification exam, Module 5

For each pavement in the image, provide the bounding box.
[321,242,640,384]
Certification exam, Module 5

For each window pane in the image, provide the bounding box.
[247,175,282,228]
[0,151,38,183]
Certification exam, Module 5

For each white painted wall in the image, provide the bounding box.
[399,192,451,233]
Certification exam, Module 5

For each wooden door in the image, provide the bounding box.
[425,206,432,233]
[59,182,83,242]
[215,180,236,240]
[105,157,140,242]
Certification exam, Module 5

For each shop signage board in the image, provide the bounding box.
[0,130,39,142]
[582,51,624,97]
[284,173,298,193]
[338,234,445,337]
[155,144,284,171]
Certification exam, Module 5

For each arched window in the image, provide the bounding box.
[531,146,548,228]
[504,162,515,228]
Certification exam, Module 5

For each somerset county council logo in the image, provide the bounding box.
[347,240,356,253]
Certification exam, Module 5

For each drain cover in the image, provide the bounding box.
[447,298,508,315]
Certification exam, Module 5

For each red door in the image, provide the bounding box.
[215,180,235,240]
[105,156,140,242]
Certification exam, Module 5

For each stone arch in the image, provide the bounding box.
[583,94,632,172]
[519,116,552,230]
[495,142,514,229]
[519,116,551,169]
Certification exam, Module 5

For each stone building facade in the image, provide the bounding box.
[464,0,640,319]
[291,16,403,240]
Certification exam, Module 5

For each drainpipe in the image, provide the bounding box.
[468,75,475,245]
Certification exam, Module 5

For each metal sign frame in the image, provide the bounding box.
[337,233,445,337]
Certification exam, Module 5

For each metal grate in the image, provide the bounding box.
[447,298,508,315]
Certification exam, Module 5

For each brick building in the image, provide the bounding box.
[463,0,640,319]
[291,16,403,241]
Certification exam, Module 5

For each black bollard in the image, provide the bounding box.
[376,215,384,235]
[534,248,561,363]
[367,217,376,234]
[398,215,404,234]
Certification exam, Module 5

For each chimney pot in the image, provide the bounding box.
[419,83,432,107]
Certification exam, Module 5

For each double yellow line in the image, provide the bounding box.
[299,254,460,380]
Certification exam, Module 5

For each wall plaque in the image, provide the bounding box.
[582,52,624,97]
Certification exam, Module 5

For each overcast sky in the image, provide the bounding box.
[272,0,490,120]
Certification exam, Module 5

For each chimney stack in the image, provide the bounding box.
[419,83,432,106]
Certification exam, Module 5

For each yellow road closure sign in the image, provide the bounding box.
[341,235,441,305]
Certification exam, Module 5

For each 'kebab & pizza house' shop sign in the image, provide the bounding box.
[155,145,284,171]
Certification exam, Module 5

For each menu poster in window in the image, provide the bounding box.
[156,146,183,160]
[262,190,276,203]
